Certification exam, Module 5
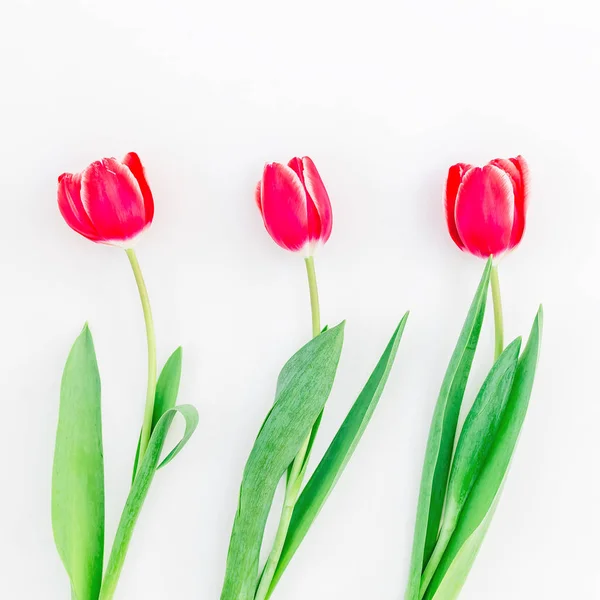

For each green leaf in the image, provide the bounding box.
[52,324,105,600]
[99,404,199,600]
[429,495,499,600]
[132,347,183,480]
[419,337,521,595]
[425,307,543,600]
[405,260,492,600]
[268,312,409,596]
[445,337,521,524]
[219,322,346,600]
[152,347,183,427]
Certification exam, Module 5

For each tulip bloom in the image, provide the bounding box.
[255,156,333,254]
[445,156,529,258]
[57,151,158,474]
[58,152,154,247]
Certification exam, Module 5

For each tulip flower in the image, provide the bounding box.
[444,155,529,361]
[445,156,528,259]
[58,152,154,247]
[250,156,334,598]
[255,156,333,255]
[54,152,199,599]
[57,152,157,463]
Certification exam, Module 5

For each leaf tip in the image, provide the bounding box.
[536,304,544,327]
[79,322,94,345]
[329,320,347,334]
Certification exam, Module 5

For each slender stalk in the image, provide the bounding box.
[125,248,157,470]
[304,255,321,338]
[254,256,321,600]
[490,263,504,361]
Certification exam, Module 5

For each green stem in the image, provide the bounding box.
[490,264,504,361]
[254,256,321,600]
[305,255,321,338]
[125,248,157,471]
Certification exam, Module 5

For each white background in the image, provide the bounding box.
[0,0,598,598]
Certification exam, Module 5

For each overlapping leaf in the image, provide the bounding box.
[99,403,199,600]
[419,337,521,594]
[220,322,346,600]
[132,347,183,479]
[405,260,492,600]
[425,307,543,600]
[268,312,410,595]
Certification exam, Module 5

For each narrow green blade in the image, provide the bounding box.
[268,313,409,595]
[52,324,105,600]
[152,347,183,427]
[219,322,346,600]
[425,307,543,600]
[405,260,492,600]
[429,495,499,600]
[132,347,183,480]
[445,338,521,528]
[100,404,199,600]
[419,338,521,596]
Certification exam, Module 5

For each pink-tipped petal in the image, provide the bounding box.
[286,157,320,240]
[305,194,322,242]
[508,155,529,248]
[445,163,472,250]
[490,156,529,249]
[57,173,101,242]
[512,155,530,200]
[260,163,309,251]
[80,158,147,243]
[300,156,333,243]
[455,165,515,257]
[287,157,304,178]
[122,152,154,225]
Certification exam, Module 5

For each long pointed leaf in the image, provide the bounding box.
[419,337,521,595]
[99,404,199,600]
[269,312,410,595]
[429,494,500,600]
[132,347,183,479]
[52,324,105,600]
[220,322,346,600]
[445,337,521,524]
[405,260,492,600]
[425,307,543,599]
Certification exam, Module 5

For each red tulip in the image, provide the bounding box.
[255,156,333,254]
[445,156,529,258]
[58,152,154,247]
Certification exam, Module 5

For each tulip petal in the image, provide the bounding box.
[445,163,472,251]
[122,152,154,225]
[57,173,102,242]
[80,158,147,244]
[455,165,515,258]
[509,155,529,248]
[287,158,321,242]
[287,157,320,241]
[490,156,529,249]
[300,157,333,243]
[261,163,309,251]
